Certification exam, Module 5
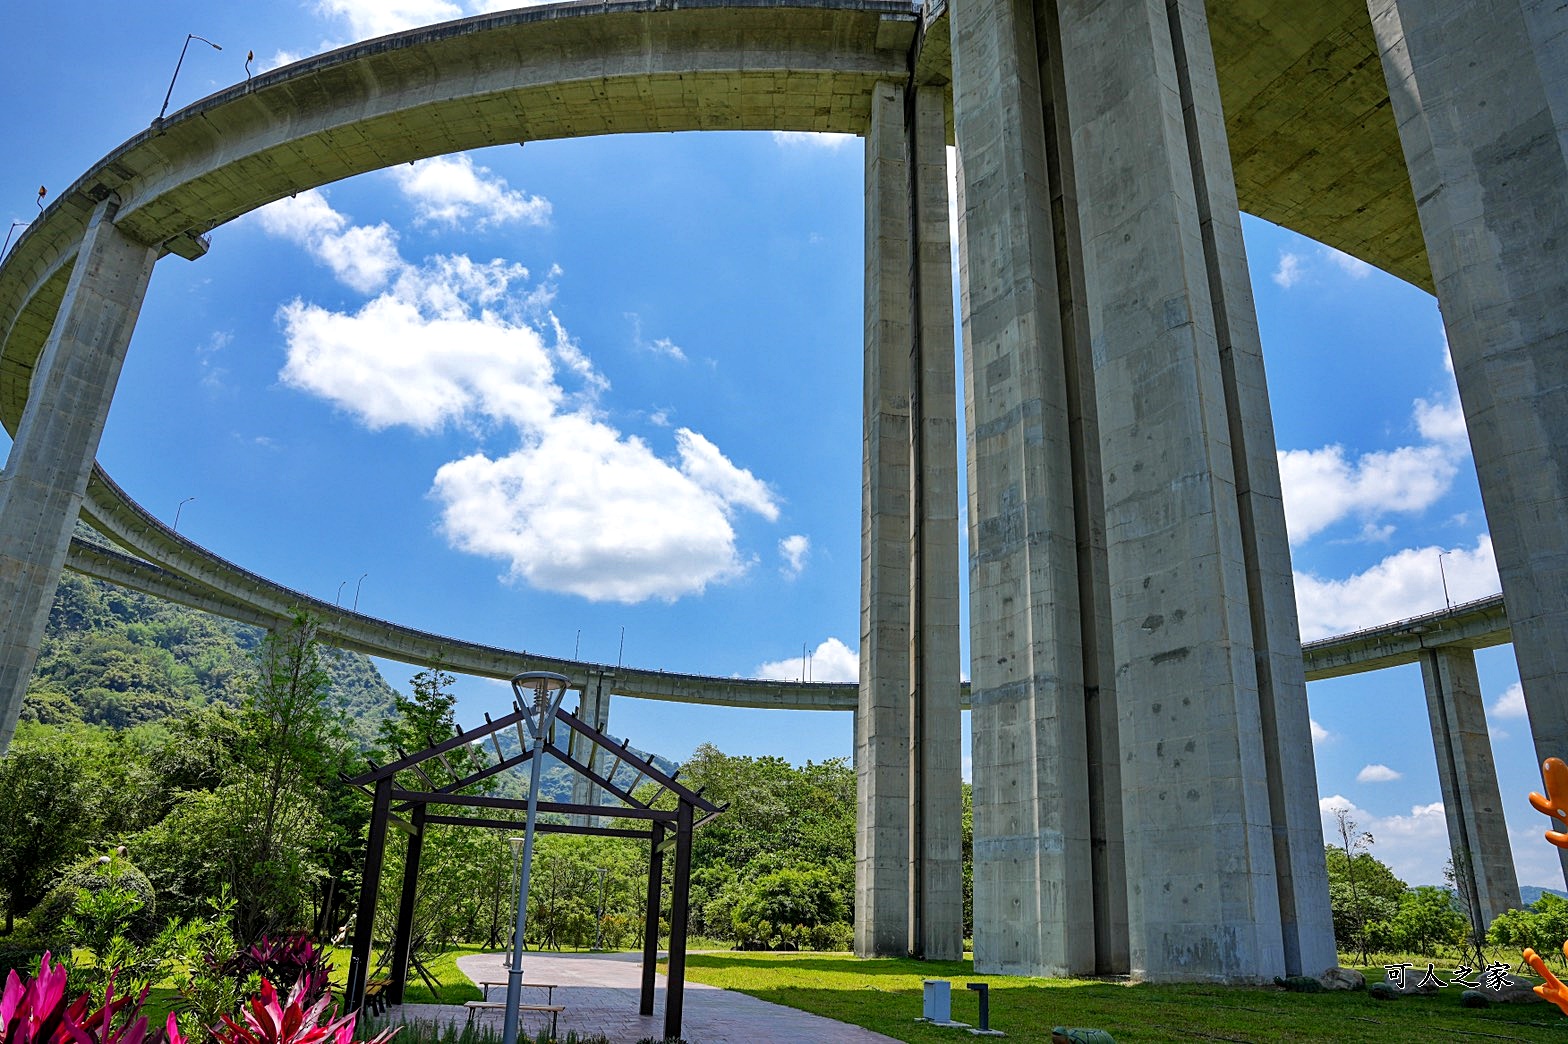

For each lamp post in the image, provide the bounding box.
[173,496,195,532]
[353,572,369,611]
[2,220,27,258]
[502,672,569,1044]
[593,867,609,950]
[158,34,223,123]
[1438,550,1453,611]
[505,837,525,968]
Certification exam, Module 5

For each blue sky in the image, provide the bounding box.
[4,2,1559,890]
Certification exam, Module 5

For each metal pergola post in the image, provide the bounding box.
[664,800,695,1040]
[389,803,426,1005]
[346,774,393,1010]
[640,820,666,1017]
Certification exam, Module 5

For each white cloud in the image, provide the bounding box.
[390,155,550,229]
[432,416,770,602]
[314,0,464,40]
[1357,763,1403,783]
[1319,795,1452,885]
[1491,681,1527,719]
[261,191,778,603]
[626,313,688,363]
[1310,718,1332,746]
[1272,251,1305,288]
[1279,443,1457,545]
[755,637,859,683]
[256,191,402,293]
[779,534,809,578]
[1321,245,1373,279]
[674,429,779,521]
[1413,392,1467,444]
[1294,534,1499,640]
[771,131,856,151]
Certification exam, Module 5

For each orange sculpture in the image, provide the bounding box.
[1527,757,1568,1014]
[1528,756,1568,849]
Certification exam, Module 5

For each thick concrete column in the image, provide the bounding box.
[1420,647,1521,926]
[906,85,964,962]
[1050,0,1333,981]
[858,80,914,958]
[857,79,964,959]
[1368,0,1568,888]
[571,669,613,825]
[951,0,1099,976]
[0,197,156,751]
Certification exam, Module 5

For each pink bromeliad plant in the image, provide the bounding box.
[212,979,396,1044]
[0,953,182,1044]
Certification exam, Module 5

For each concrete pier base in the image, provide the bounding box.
[0,198,156,750]
[1419,647,1521,926]
[1369,0,1568,889]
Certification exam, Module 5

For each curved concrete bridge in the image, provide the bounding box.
[3,0,1565,988]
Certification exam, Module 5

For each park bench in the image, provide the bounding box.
[361,980,392,1016]
[462,999,564,1038]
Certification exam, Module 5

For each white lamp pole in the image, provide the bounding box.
[502,672,569,1044]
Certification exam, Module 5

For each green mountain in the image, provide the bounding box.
[23,570,399,746]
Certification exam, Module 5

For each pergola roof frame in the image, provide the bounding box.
[341,691,723,1041]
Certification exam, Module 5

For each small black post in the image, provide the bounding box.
[967,983,991,1032]
[640,821,666,1016]
[346,775,393,1010]
[389,804,426,1005]
[663,802,694,1041]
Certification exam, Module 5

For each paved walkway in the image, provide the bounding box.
[379,950,899,1043]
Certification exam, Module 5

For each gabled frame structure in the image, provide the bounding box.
[340,694,724,1041]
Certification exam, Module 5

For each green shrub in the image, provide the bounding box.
[32,852,158,942]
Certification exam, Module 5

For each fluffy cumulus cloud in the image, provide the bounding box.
[1278,443,1458,545]
[1490,681,1527,719]
[1278,351,1472,546]
[1272,251,1305,289]
[1356,763,1403,783]
[1320,795,1451,885]
[1273,245,1374,289]
[432,417,769,602]
[755,637,859,683]
[778,534,809,578]
[1310,718,1332,746]
[390,155,551,229]
[258,188,780,603]
[1294,534,1499,640]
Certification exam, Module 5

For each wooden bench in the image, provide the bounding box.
[362,980,392,1016]
[477,981,559,1003]
[462,1000,564,1037]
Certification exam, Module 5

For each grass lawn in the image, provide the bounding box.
[324,943,484,1005]
[676,952,1566,1043]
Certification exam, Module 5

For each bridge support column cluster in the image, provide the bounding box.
[856,79,964,960]
[0,197,156,750]
[950,0,1333,981]
[1368,0,1568,888]
[1419,646,1520,927]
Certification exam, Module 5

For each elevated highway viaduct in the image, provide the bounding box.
[3,0,1564,985]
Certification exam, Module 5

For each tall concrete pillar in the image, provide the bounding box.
[951,0,1101,976]
[952,0,1333,981]
[856,80,963,960]
[1420,646,1521,926]
[571,669,613,826]
[0,197,156,751]
[1368,0,1568,888]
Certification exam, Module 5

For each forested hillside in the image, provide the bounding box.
[24,572,398,745]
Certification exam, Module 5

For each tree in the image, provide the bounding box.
[1325,806,1403,963]
[1444,852,1491,968]
[226,611,347,940]
[1389,885,1466,956]
[0,725,97,933]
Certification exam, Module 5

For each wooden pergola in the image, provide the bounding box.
[340,690,724,1040]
